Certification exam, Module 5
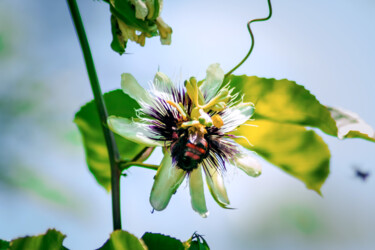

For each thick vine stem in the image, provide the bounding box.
[225,0,273,77]
[67,0,122,230]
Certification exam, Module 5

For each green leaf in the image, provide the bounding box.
[225,75,374,191]
[141,233,184,250]
[188,241,210,250]
[74,90,147,191]
[225,75,375,141]
[235,120,330,193]
[225,75,338,135]
[327,106,375,142]
[184,233,210,250]
[9,229,65,250]
[0,239,9,250]
[98,230,147,250]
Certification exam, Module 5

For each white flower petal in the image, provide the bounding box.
[121,73,152,105]
[107,116,162,147]
[151,71,176,101]
[205,166,230,208]
[150,154,186,211]
[234,151,262,177]
[189,166,209,218]
[221,103,255,132]
[154,71,174,88]
[200,64,225,102]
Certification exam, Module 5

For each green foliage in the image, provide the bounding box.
[186,233,210,250]
[74,90,147,190]
[110,15,127,55]
[8,229,65,250]
[235,120,330,193]
[98,230,146,250]
[226,75,375,192]
[141,233,185,250]
[0,239,9,250]
[225,75,338,135]
[188,241,210,250]
[2,230,210,250]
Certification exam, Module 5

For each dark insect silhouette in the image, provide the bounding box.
[353,165,370,181]
[171,129,209,172]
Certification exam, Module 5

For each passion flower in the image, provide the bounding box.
[108,64,262,217]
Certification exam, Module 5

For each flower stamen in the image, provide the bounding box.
[166,100,187,119]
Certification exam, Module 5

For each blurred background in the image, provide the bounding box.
[1,0,375,249]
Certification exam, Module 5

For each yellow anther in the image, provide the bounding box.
[166,100,187,119]
[212,114,224,128]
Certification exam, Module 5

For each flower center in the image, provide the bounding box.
[171,128,209,172]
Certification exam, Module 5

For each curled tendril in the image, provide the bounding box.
[225,0,273,77]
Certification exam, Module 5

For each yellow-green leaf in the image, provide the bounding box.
[9,229,66,250]
[225,75,338,135]
[74,90,147,191]
[98,230,147,250]
[235,120,330,193]
[226,75,375,142]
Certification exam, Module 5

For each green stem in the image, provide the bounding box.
[225,0,273,77]
[67,0,122,230]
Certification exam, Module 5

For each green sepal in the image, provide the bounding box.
[109,2,157,34]
[110,15,126,55]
